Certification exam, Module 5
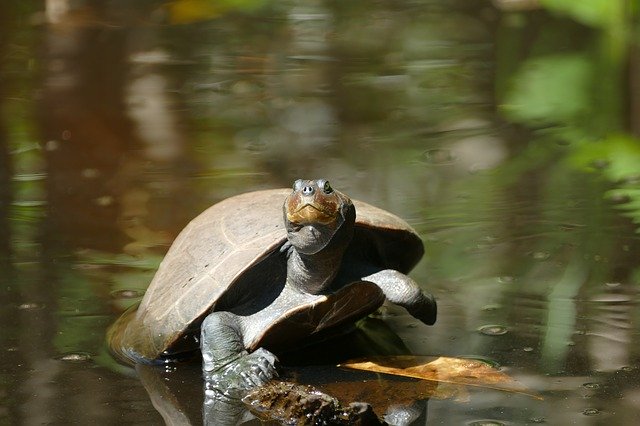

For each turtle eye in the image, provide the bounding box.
[293,179,304,191]
[321,180,333,194]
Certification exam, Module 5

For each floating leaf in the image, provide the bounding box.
[340,355,541,399]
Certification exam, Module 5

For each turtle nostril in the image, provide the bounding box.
[302,185,315,196]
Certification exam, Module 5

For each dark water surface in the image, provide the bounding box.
[2,0,640,424]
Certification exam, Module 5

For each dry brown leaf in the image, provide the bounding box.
[339,355,541,400]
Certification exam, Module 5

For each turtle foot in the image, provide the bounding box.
[407,292,437,326]
[204,348,279,392]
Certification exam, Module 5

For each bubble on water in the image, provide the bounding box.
[582,408,600,416]
[110,289,144,299]
[582,382,600,390]
[620,365,635,372]
[529,417,546,424]
[478,325,508,336]
[18,302,45,311]
[56,352,92,362]
[421,148,456,165]
[497,276,514,284]
[523,347,534,352]
[467,420,505,426]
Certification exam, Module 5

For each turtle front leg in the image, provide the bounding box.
[201,311,278,392]
[363,269,437,325]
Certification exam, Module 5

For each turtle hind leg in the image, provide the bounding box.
[201,311,278,392]
[363,269,437,325]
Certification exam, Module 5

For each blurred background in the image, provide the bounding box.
[1,0,640,424]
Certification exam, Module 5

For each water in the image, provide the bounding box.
[2,0,640,424]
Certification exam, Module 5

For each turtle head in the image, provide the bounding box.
[284,179,355,255]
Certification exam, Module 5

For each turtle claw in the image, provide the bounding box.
[204,348,279,392]
[279,241,294,257]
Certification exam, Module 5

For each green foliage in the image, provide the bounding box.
[540,0,623,28]
[501,54,592,126]
[569,136,640,181]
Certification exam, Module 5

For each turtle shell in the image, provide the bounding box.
[109,188,423,363]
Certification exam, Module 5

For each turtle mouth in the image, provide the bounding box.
[287,203,338,226]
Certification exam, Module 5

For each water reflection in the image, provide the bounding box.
[1,0,640,424]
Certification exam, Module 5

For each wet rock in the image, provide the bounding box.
[243,380,385,425]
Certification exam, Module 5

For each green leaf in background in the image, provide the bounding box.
[569,136,640,181]
[540,0,622,28]
[165,0,268,24]
[501,54,592,126]
[569,136,640,232]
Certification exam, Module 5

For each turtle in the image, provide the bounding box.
[108,179,436,390]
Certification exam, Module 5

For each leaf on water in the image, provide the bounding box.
[339,355,542,400]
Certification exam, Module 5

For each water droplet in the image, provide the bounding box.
[18,302,45,311]
[582,408,600,416]
[56,352,92,362]
[478,325,508,336]
[421,148,456,165]
[110,289,143,299]
[467,421,505,426]
[582,382,600,390]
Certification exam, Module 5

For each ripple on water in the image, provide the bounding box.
[582,382,600,390]
[478,324,508,336]
[467,420,505,426]
[110,289,144,299]
[421,148,457,165]
[56,352,92,363]
[582,408,600,416]
[17,302,45,311]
